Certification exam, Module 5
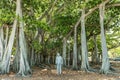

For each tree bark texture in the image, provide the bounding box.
[0,20,17,74]
[16,0,31,76]
[81,9,90,71]
[73,24,78,70]
[63,37,67,66]
[99,3,110,74]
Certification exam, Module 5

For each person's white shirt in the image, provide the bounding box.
[56,54,63,65]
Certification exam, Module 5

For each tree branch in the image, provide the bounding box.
[38,0,57,20]
[108,43,120,50]
[64,0,110,38]
[107,3,120,8]
[56,3,65,14]
[85,0,110,17]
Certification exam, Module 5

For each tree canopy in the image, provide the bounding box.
[0,0,120,77]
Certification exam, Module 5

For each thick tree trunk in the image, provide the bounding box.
[99,4,110,74]
[81,9,90,71]
[16,0,31,76]
[63,37,67,66]
[72,25,78,70]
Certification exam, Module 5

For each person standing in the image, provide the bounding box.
[55,53,63,75]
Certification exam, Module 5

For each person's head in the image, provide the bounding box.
[57,53,60,56]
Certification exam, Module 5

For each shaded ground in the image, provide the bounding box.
[0,61,120,80]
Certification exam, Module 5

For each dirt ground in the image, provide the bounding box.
[0,61,120,80]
